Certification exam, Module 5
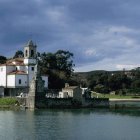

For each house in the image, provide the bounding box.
[0,40,48,96]
[60,83,82,101]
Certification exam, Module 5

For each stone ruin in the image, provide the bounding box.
[26,61,45,109]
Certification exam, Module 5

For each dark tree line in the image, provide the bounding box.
[0,56,7,64]
[87,69,140,94]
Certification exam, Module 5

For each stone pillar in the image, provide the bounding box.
[26,77,36,109]
[26,75,45,109]
[26,57,45,109]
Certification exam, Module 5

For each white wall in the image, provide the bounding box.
[25,66,28,74]
[7,75,15,87]
[0,66,7,87]
[59,92,68,98]
[7,74,28,87]
[16,66,25,71]
[15,75,28,87]
[62,89,73,97]
[24,59,36,65]
[41,76,48,88]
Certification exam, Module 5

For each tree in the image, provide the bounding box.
[0,56,7,64]
[55,50,74,77]
[13,50,24,58]
[108,73,123,91]
[40,50,74,76]
[94,84,109,93]
[39,50,75,89]
[55,50,74,65]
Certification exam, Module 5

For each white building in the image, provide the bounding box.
[0,40,48,96]
[59,83,82,101]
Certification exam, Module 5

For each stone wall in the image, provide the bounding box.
[35,97,109,108]
[19,97,109,109]
[35,97,73,108]
[82,98,109,108]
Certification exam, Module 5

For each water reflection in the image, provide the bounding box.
[0,102,140,140]
[109,101,140,116]
[0,110,36,139]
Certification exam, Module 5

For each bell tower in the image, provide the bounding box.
[24,40,37,65]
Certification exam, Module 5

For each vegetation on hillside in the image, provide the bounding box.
[75,68,140,95]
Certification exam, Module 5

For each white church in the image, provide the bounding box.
[0,40,48,96]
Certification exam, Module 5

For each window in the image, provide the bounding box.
[31,50,34,57]
[19,79,21,84]
[31,67,34,71]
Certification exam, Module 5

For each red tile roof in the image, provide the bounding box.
[0,58,25,66]
[8,70,27,75]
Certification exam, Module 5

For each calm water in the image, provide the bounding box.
[0,102,140,140]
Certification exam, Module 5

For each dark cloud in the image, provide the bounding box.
[0,0,140,71]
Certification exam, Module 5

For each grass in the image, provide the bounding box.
[0,97,18,106]
[91,92,140,99]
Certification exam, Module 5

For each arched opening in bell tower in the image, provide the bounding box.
[31,50,34,57]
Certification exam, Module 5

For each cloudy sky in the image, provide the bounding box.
[0,0,140,72]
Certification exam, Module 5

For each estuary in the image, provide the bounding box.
[0,102,140,140]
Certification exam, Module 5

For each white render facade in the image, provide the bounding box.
[60,83,82,101]
[0,40,48,96]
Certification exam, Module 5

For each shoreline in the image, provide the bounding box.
[109,98,140,102]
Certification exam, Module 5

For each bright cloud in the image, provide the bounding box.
[116,64,140,70]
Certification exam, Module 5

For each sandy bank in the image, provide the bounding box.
[109,99,140,102]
